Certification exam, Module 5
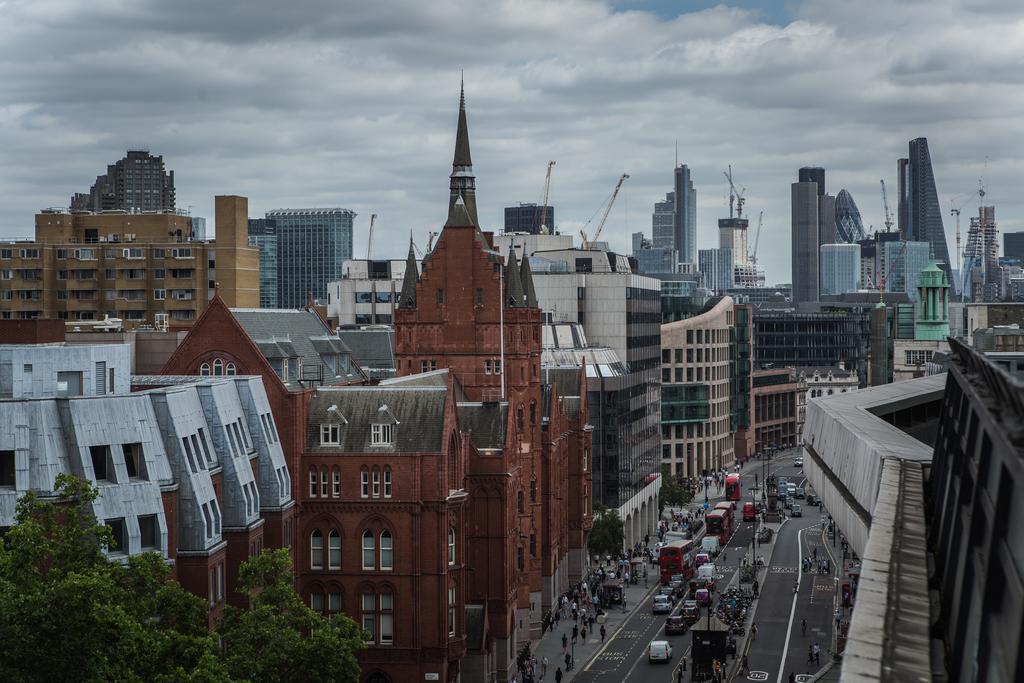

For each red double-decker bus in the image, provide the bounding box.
[725,473,742,501]
[705,509,733,545]
[658,539,696,583]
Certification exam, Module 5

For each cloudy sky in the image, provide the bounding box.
[1,0,1021,283]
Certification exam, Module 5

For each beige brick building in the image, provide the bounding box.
[0,196,258,328]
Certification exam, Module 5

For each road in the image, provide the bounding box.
[574,454,770,683]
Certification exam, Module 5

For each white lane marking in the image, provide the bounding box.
[776,523,803,683]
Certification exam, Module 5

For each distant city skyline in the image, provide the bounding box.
[0,0,1019,285]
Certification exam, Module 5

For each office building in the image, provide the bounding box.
[799,166,825,195]
[834,189,867,243]
[266,208,354,308]
[70,150,175,213]
[1,327,294,625]
[674,165,697,264]
[754,308,870,381]
[660,296,738,478]
[884,239,931,302]
[820,243,861,295]
[792,179,820,303]
[247,218,278,308]
[0,196,259,327]
[326,254,417,326]
[652,192,675,250]
[504,203,554,234]
[899,138,951,278]
[632,233,678,275]
[749,367,802,454]
[698,248,735,293]
[718,217,749,266]
[798,361,859,401]
[1005,232,1024,260]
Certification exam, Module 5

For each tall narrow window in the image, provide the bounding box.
[310,530,323,570]
[362,592,376,643]
[225,362,236,376]
[360,468,369,498]
[448,527,456,565]
[320,467,329,497]
[362,530,375,570]
[213,359,223,376]
[200,362,211,376]
[309,468,317,498]
[372,468,381,498]
[448,586,456,636]
[383,468,392,498]
[311,592,324,611]
[380,530,393,570]
[328,530,341,570]
[332,468,341,497]
[380,591,394,645]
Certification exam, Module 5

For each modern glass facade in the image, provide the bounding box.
[674,166,697,265]
[820,243,861,296]
[885,240,930,302]
[835,189,866,243]
[247,218,278,308]
[902,138,951,279]
[698,248,735,293]
[504,204,554,234]
[266,208,354,308]
[652,192,675,250]
[634,246,677,274]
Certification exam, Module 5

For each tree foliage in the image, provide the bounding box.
[658,465,693,512]
[587,503,625,557]
[0,474,361,682]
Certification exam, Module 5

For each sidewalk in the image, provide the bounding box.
[528,567,658,681]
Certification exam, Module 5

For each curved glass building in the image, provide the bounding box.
[835,189,867,243]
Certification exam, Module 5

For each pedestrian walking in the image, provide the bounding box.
[581,626,587,642]
[542,656,548,680]
[564,652,572,671]
[814,642,821,665]
[561,633,567,653]
[751,622,758,640]
[572,624,578,643]
[554,667,562,683]
[801,618,807,637]
[600,624,607,643]
[808,644,814,663]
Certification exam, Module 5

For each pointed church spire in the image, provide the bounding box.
[445,192,473,228]
[399,233,419,309]
[505,248,525,308]
[520,251,538,308]
[448,79,479,226]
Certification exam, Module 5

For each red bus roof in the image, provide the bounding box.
[715,501,735,511]
[726,473,741,482]
[706,509,727,518]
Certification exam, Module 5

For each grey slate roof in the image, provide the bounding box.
[230,308,364,388]
[307,386,448,453]
[336,329,396,377]
[457,402,508,450]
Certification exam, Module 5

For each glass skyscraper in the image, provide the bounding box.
[698,247,735,293]
[247,218,279,308]
[820,243,861,295]
[266,208,354,308]
[674,165,697,265]
[899,138,951,279]
[885,240,931,302]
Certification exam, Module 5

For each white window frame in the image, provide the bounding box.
[360,469,369,498]
[448,527,456,566]
[332,469,341,497]
[380,530,393,570]
[380,591,394,645]
[321,467,329,497]
[383,468,392,498]
[371,423,393,446]
[448,586,456,637]
[362,530,375,570]
[328,530,341,570]
[309,469,318,498]
[320,423,340,445]
[372,468,381,498]
[310,530,324,570]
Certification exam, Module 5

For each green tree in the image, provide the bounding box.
[0,474,227,682]
[658,465,692,513]
[587,503,625,558]
[217,548,363,683]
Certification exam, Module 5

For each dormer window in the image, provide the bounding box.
[320,424,341,445]
[371,423,393,446]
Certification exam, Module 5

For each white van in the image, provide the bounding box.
[697,563,716,581]
[701,536,720,556]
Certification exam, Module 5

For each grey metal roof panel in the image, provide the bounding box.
[307,386,448,452]
[337,329,396,370]
[457,402,507,450]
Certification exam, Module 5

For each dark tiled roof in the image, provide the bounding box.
[230,308,364,388]
[307,386,448,453]
[457,402,507,450]
[336,329,396,371]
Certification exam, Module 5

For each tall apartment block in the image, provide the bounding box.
[0,196,259,327]
[70,150,176,213]
[504,203,555,234]
[698,248,735,293]
[247,218,278,308]
[792,179,820,303]
[265,208,354,308]
[652,192,675,251]
[674,165,697,265]
[898,138,951,278]
[820,243,861,296]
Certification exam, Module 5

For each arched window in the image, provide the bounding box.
[383,467,392,498]
[199,362,211,376]
[309,467,318,498]
[380,530,393,570]
[517,490,524,513]
[362,530,375,570]
[360,467,369,498]
[328,530,341,569]
[328,586,342,613]
[310,590,324,612]
[225,362,236,376]
[448,527,456,565]
[530,400,536,425]
[332,467,341,497]
[372,467,381,498]
[213,358,224,376]
[361,591,376,643]
[320,466,328,497]
[310,530,323,569]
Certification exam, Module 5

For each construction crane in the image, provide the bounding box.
[580,173,629,249]
[539,160,556,233]
[365,214,378,259]
[723,165,746,218]
[750,211,764,265]
[880,180,893,233]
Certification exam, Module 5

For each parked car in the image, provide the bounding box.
[794,456,804,467]
[791,504,803,517]
[652,595,673,614]
[658,586,676,604]
[649,640,673,663]
[787,483,797,497]
[806,493,819,506]
[681,599,700,623]
[665,615,688,635]
[795,487,806,499]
